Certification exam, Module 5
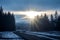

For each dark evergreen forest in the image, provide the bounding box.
[0,6,15,31]
[31,11,60,31]
[0,6,60,32]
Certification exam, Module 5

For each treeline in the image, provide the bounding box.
[0,6,16,31]
[31,11,60,31]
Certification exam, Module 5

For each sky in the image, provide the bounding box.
[0,0,60,11]
[0,0,60,23]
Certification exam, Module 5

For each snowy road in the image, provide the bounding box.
[0,31,59,40]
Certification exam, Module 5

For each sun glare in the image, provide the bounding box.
[25,11,39,19]
[13,10,49,20]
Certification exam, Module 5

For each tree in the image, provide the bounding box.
[55,11,58,20]
[42,14,51,31]
[0,6,3,14]
[34,14,51,31]
[56,16,60,31]
[51,14,54,22]
[50,14,55,30]
[0,6,16,31]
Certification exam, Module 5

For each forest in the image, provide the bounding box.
[0,6,15,31]
[31,10,60,31]
[0,6,60,32]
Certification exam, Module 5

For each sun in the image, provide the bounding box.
[25,11,39,19]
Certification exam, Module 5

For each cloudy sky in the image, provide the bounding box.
[0,0,60,23]
[0,0,60,11]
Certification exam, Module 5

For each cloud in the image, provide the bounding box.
[0,0,60,11]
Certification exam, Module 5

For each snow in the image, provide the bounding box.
[25,31,60,37]
[20,31,60,40]
[1,31,59,40]
[0,32,24,40]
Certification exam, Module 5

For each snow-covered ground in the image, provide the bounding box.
[0,31,59,40]
[0,32,24,40]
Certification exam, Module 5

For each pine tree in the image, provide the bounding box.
[0,6,16,31]
[50,14,55,31]
[56,16,60,31]
[0,6,3,14]
[51,14,54,22]
[55,11,58,20]
[41,14,50,31]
